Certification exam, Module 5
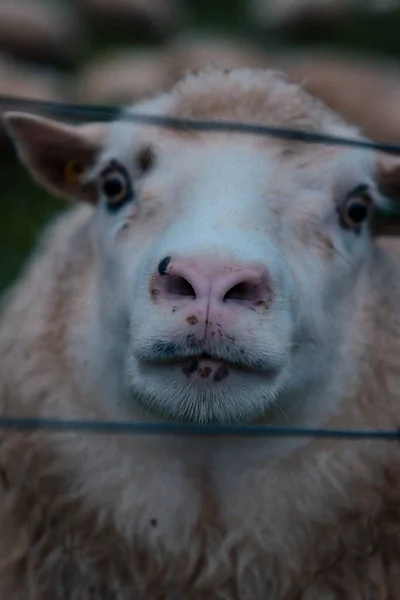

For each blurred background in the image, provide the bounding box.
[1,0,400,291]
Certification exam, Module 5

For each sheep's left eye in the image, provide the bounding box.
[339,186,373,231]
[101,165,131,210]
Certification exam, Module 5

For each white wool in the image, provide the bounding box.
[1,67,400,598]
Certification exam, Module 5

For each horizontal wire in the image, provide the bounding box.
[0,95,399,441]
[0,417,398,439]
[1,95,400,155]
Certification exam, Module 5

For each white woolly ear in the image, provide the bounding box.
[3,112,108,204]
[372,153,400,236]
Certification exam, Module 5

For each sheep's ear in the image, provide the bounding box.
[3,112,108,204]
[372,153,400,236]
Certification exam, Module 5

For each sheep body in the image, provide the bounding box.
[1,68,400,599]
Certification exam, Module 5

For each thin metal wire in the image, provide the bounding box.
[1,95,400,440]
[0,417,397,439]
[2,95,400,156]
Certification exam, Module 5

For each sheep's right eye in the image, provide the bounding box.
[103,174,125,200]
[100,163,132,210]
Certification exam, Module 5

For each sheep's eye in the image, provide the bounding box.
[339,186,373,231]
[101,165,131,209]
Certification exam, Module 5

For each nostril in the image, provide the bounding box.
[164,275,196,299]
[223,279,266,303]
[152,259,270,305]
[224,282,255,302]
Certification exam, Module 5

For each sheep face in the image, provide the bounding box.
[4,69,394,427]
[93,123,379,427]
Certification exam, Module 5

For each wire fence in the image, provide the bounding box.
[0,417,398,439]
[1,94,399,441]
[2,95,400,156]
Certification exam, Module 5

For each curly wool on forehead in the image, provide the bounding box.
[145,68,359,138]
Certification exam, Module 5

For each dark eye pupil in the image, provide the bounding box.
[103,178,123,197]
[348,202,368,223]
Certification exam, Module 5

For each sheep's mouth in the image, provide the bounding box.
[132,346,285,422]
[145,351,279,378]
[136,339,285,380]
[189,352,263,373]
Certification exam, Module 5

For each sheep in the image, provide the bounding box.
[249,0,400,31]
[168,31,269,74]
[76,48,175,105]
[2,67,400,599]
[0,53,69,141]
[0,0,81,68]
[75,34,271,106]
[80,0,188,41]
[281,51,400,145]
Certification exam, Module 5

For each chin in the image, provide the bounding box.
[127,353,287,425]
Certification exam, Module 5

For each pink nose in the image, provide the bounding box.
[151,256,272,307]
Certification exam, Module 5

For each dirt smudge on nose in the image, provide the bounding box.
[256,300,268,309]
[150,289,160,301]
[186,315,198,326]
[214,365,229,382]
[149,275,161,303]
